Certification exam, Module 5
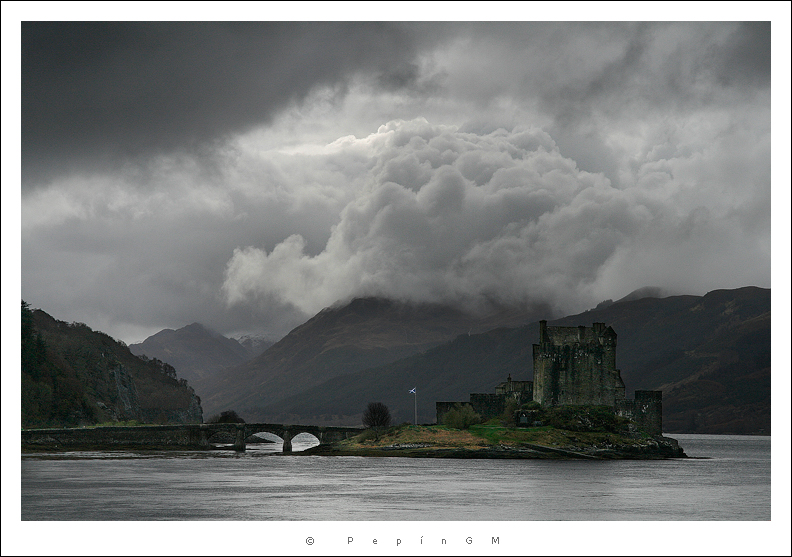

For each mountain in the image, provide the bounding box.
[553,287,769,393]
[615,286,670,303]
[233,334,276,359]
[259,287,770,434]
[593,286,669,310]
[261,326,535,425]
[21,302,202,428]
[658,312,769,434]
[129,322,253,392]
[200,297,550,419]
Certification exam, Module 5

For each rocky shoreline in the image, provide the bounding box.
[21,421,687,459]
[298,434,686,459]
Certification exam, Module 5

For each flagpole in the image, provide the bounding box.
[409,387,417,425]
[414,389,417,425]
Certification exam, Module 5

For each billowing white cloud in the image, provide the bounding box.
[222,116,769,319]
[17,20,775,342]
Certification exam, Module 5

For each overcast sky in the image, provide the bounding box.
[6,8,789,344]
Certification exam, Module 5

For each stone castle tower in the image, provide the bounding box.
[438,320,663,434]
[532,320,626,407]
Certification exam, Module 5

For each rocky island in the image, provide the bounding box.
[303,320,685,460]
[301,407,686,460]
[299,321,677,459]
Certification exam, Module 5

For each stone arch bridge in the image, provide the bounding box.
[211,423,363,452]
[21,423,364,453]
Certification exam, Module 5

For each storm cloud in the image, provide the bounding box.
[21,21,449,185]
[221,117,769,319]
[16,17,776,342]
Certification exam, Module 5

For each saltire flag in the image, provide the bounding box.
[409,387,416,394]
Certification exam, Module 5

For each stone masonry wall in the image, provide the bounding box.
[495,380,533,398]
[533,321,625,407]
[21,424,215,449]
[469,394,507,420]
[616,391,663,434]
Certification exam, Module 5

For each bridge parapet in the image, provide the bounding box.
[22,423,364,453]
[22,424,215,450]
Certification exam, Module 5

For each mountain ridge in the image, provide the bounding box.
[200,297,551,417]
[128,322,264,397]
[249,287,769,434]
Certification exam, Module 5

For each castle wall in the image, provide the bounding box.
[495,380,533,397]
[469,394,507,419]
[436,378,533,424]
[616,391,663,434]
[533,321,625,407]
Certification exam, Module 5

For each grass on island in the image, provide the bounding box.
[336,419,647,452]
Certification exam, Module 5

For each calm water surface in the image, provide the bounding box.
[21,433,770,520]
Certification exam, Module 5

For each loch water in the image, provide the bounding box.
[20,433,770,522]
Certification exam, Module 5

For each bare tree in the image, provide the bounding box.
[362,402,392,439]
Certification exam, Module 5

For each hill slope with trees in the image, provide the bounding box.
[22,301,203,428]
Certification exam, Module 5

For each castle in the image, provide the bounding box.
[436,321,663,434]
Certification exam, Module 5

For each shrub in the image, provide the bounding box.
[501,398,520,426]
[442,404,481,430]
[356,428,378,443]
[207,410,245,424]
[543,405,626,433]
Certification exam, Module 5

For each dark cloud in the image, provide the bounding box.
[22,22,444,185]
[22,21,772,187]
[714,21,771,87]
[17,20,775,342]
[376,62,422,91]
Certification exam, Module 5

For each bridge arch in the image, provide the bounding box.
[244,432,278,445]
[206,430,237,446]
[243,425,322,452]
[197,423,363,452]
[287,432,321,452]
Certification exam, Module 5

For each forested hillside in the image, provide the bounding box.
[21,301,202,428]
